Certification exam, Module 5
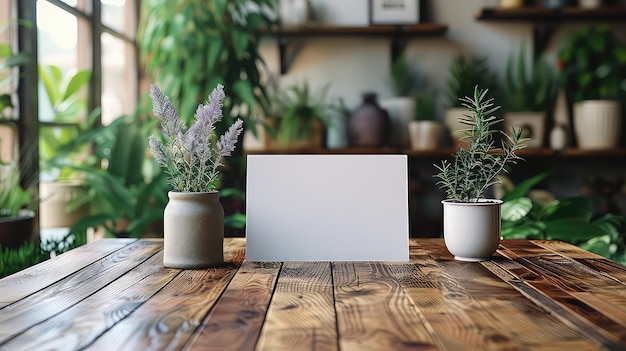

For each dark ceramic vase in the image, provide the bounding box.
[348,93,390,147]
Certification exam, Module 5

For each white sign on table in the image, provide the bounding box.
[245,154,409,261]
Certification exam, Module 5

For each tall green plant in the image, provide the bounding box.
[446,55,497,108]
[505,45,557,112]
[434,87,526,202]
[138,0,275,130]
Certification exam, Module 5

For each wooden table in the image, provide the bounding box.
[1,238,625,350]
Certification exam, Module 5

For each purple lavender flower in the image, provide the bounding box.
[149,84,184,138]
[148,83,243,192]
[217,119,244,156]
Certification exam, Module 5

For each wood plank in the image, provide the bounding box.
[532,240,626,283]
[184,261,281,351]
[333,261,438,351]
[256,261,337,351]
[494,241,626,350]
[0,251,179,350]
[0,238,137,308]
[0,239,162,344]
[411,239,599,351]
[86,241,247,351]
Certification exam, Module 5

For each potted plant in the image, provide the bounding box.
[504,44,557,148]
[434,86,527,261]
[380,53,420,148]
[148,83,244,269]
[408,90,443,151]
[444,55,498,145]
[246,81,331,151]
[0,144,37,249]
[558,25,626,150]
[38,65,95,228]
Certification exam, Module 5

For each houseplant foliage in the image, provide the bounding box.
[447,55,498,109]
[501,173,626,265]
[505,44,556,113]
[149,83,244,268]
[558,25,626,103]
[264,80,331,147]
[558,25,626,150]
[434,86,527,261]
[435,87,527,202]
[138,0,274,127]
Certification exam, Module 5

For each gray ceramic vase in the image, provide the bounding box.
[163,191,224,268]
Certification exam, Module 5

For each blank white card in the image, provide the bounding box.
[245,154,409,261]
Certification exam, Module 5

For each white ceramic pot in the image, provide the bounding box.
[163,191,224,268]
[380,96,416,148]
[39,181,89,228]
[408,120,443,150]
[444,107,468,142]
[442,199,502,262]
[573,100,622,150]
[279,0,310,29]
[579,0,602,8]
[503,111,546,148]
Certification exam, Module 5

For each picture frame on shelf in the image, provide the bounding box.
[370,0,420,25]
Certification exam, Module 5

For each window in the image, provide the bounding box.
[12,0,138,227]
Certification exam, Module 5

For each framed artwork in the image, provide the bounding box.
[370,0,420,25]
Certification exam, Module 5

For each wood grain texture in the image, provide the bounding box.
[0,239,162,344]
[0,251,178,351]
[413,239,599,351]
[494,240,626,350]
[0,238,136,308]
[333,261,438,351]
[87,266,236,351]
[85,239,246,351]
[184,261,281,351]
[256,261,337,351]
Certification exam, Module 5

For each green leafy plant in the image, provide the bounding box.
[138,0,274,128]
[501,173,626,265]
[434,86,527,202]
[390,53,421,97]
[67,109,170,238]
[39,65,101,180]
[505,44,557,112]
[415,90,437,121]
[558,25,626,102]
[0,19,30,115]
[265,81,331,144]
[0,232,87,278]
[446,55,497,108]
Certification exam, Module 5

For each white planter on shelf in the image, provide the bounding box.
[573,100,622,150]
[503,111,547,148]
[163,191,224,269]
[279,0,310,29]
[380,96,416,148]
[408,120,443,150]
[442,199,502,262]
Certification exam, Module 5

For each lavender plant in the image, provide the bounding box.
[434,86,527,202]
[148,84,244,192]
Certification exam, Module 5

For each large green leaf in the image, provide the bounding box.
[62,70,91,101]
[501,197,533,221]
[501,172,549,202]
[545,218,601,242]
[540,196,592,221]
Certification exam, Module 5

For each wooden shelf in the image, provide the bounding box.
[476,6,626,21]
[476,6,626,56]
[272,24,449,37]
[267,23,448,74]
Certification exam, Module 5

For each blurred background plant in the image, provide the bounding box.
[501,173,626,264]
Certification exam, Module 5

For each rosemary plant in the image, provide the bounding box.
[434,86,527,202]
[148,84,244,192]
